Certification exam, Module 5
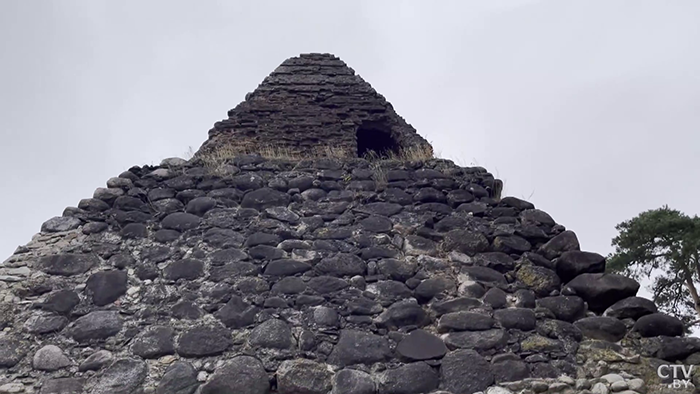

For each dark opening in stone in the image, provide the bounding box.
[356,121,400,158]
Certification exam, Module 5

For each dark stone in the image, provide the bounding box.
[634,313,685,337]
[0,338,26,367]
[377,258,418,282]
[515,265,560,296]
[432,297,482,316]
[186,197,217,216]
[565,273,640,313]
[156,361,199,394]
[135,263,159,280]
[308,276,349,294]
[328,329,391,367]
[210,248,248,265]
[200,356,269,394]
[355,202,403,217]
[39,290,80,315]
[155,229,181,243]
[473,252,516,273]
[120,223,147,239]
[69,311,123,342]
[494,308,537,331]
[443,329,508,351]
[574,316,627,342]
[537,296,586,322]
[396,329,448,361]
[132,326,175,358]
[500,196,535,210]
[24,312,69,334]
[655,337,700,361]
[315,253,367,277]
[359,215,394,233]
[604,296,658,320]
[245,232,282,247]
[176,326,232,357]
[492,356,530,383]
[483,288,508,309]
[38,253,99,276]
[414,276,455,303]
[375,300,430,329]
[378,362,439,394]
[86,270,128,306]
[538,230,580,259]
[90,358,147,394]
[248,319,292,349]
[513,289,537,308]
[161,212,201,231]
[240,187,291,211]
[204,228,246,248]
[164,259,205,281]
[249,245,285,260]
[215,295,259,328]
[441,349,494,394]
[209,262,259,281]
[493,235,532,254]
[271,277,307,294]
[443,229,489,255]
[438,312,495,332]
[461,266,506,284]
[556,251,606,282]
[172,301,205,320]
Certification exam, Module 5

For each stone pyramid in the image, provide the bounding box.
[197,53,432,158]
[0,54,695,394]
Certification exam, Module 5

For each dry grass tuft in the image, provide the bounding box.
[192,141,435,175]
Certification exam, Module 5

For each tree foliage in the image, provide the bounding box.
[607,206,700,327]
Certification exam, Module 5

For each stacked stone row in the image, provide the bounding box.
[0,155,696,394]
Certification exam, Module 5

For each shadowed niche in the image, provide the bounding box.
[356,121,400,158]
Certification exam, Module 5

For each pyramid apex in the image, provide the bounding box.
[197,54,431,159]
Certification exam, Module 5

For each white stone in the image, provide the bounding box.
[486,387,513,394]
[0,382,24,393]
[611,381,629,392]
[558,375,575,385]
[601,374,625,383]
[33,345,71,371]
[160,157,188,167]
[592,382,609,394]
[197,371,208,382]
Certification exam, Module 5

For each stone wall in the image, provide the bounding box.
[0,154,698,394]
[196,53,433,158]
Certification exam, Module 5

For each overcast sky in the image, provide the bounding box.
[2,1,699,304]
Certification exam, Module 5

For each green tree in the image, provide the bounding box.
[607,206,700,328]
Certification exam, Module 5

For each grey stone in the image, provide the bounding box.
[39,378,85,394]
[438,312,495,332]
[494,308,537,331]
[331,369,375,394]
[277,359,333,394]
[603,296,657,320]
[32,345,71,371]
[131,326,175,358]
[69,311,123,342]
[574,316,627,342]
[38,253,99,276]
[248,319,293,349]
[200,356,269,394]
[156,361,199,394]
[0,338,26,367]
[378,362,439,394]
[161,212,202,231]
[79,350,113,372]
[443,329,508,351]
[90,358,147,394]
[441,349,494,394]
[176,326,232,357]
[396,329,448,361]
[328,329,391,367]
[41,216,82,233]
[86,270,128,306]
